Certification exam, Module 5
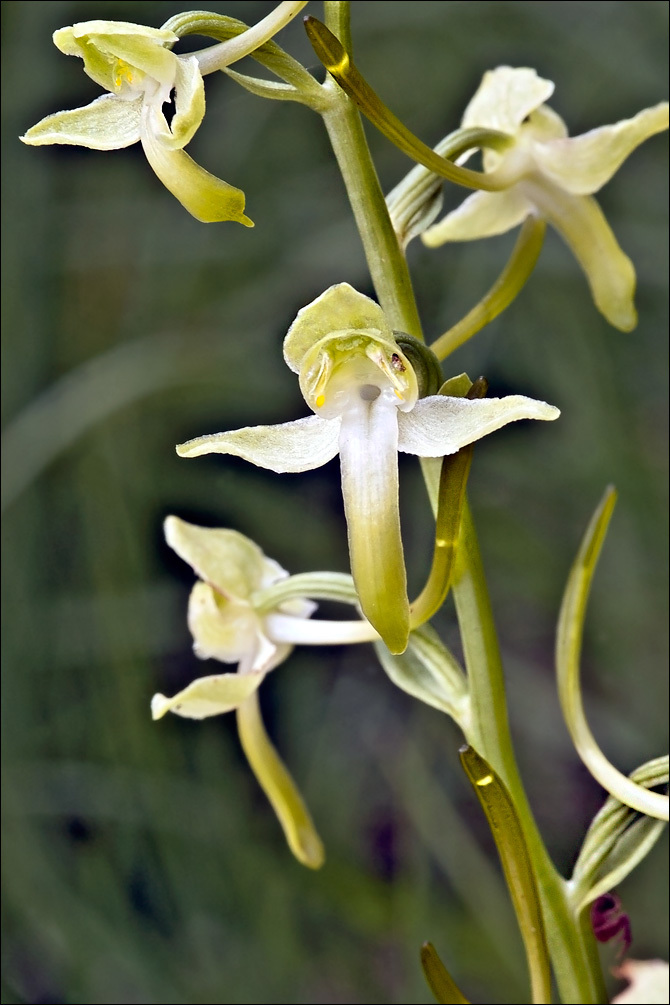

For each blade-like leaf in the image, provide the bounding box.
[420,942,470,1004]
[460,746,552,1005]
[556,488,669,821]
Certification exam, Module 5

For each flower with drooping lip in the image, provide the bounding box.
[421,67,669,332]
[175,284,560,654]
[153,515,377,719]
[20,19,253,224]
[152,516,377,868]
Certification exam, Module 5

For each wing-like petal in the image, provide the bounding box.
[462,67,555,134]
[151,668,266,720]
[534,103,669,195]
[338,400,409,654]
[140,105,253,224]
[151,55,205,150]
[421,188,532,246]
[177,414,341,472]
[20,93,142,150]
[165,516,278,600]
[526,179,637,331]
[397,394,559,456]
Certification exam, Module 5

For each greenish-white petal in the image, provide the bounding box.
[283,283,391,373]
[526,179,637,331]
[188,582,284,672]
[397,394,559,457]
[151,668,266,720]
[151,55,205,150]
[21,94,142,150]
[421,188,531,246]
[462,67,555,134]
[165,515,282,599]
[533,102,669,195]
[86,30,177,89]
[177,414,341,472]
[140,106,253,224]
[338,399,409,654]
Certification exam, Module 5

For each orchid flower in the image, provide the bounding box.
[152,516,376,868]
[152,515,376,720]
[20,19,253,224]
[421,67,669,332]
[175,284,560,653]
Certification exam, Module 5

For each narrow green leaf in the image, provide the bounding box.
[460,746,552,1005]
[556,488,669,821]
[224,68,304,103]
[420,942,470,1004]
[303,16,509,192]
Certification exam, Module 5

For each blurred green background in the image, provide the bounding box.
[2,2,668,1002]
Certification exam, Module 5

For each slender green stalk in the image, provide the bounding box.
[430,217,546,361]
[319,5,607,1000]
[453,503,607,1003]
[321,3,423,338]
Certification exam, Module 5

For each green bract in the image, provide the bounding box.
[422,67,669,331]
[20,19,253,225]
[176,284,560,654]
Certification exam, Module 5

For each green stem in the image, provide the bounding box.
[453,502,607,1004]
[320,5,607,1000]
[321,2,423,338]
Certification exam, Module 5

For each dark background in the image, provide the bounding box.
[2,2,668,1002]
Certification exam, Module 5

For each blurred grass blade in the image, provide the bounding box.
[236,692,324,869]
[420,942,470,1004]
[460,746,552,1005]
[556,488,669,821]
[410,446,473,629]
[303,17,508,192]
[572,756,669,912]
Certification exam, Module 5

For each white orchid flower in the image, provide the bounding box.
[20,19,253,224]
[152,515,376,719]
[176,284,560,653]
[422,67,669,332]
[152,516,376,868]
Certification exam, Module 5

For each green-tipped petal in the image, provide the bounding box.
[177,415,341,471]
[151,55,205,149]
[165,515,281,599]
[534,102,670,196]
[20,94,142,150]
[283,283,391,373]
[462,67,555,134]
[338,400,409,654]
[83,27,177,89]
[527,180,637,330]
[237,693,325,869]
[397,394,559,457]
[151,668,266,720]
[421,188,531,246]
[139,106,253,224]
